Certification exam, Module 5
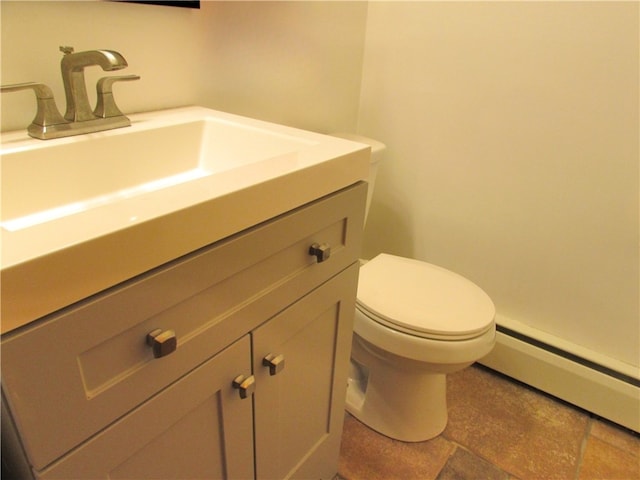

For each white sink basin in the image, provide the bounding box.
[2,111,315,230]
[1,106,369,332]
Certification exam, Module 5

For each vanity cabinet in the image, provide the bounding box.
[1,182,366,480]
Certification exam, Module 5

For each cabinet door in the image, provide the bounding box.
[253,263,358,480]
[39,336,254,480]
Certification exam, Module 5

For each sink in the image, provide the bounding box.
[2,112,315,230]
[1,106,369,332]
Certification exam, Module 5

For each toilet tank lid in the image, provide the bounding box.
[357,254,495,339]
[330,133,386,160]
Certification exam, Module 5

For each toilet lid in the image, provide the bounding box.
[356,254,495,340]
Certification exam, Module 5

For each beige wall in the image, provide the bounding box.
[0,1,367,133]
[359,2,639,368]
[1,1,638,370]
[1,1,201,129]
[198,1,367,133]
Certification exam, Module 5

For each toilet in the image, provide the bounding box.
[334,134,496,442]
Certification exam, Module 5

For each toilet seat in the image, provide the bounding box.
[357,254,495,341]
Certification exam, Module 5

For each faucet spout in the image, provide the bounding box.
[60,47,128,122]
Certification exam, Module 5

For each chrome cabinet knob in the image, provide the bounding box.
[309,243,331,263]
[262,353,285,376]
[146,329,177,359]
[232,375,256,399]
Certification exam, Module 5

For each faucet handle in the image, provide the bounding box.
[1,82,67,139]
[93,74,140,119]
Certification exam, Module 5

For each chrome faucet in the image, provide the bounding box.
[1,46,139,139]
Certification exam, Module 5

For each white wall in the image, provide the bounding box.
[358,2,639,369]
[0,1,367,134]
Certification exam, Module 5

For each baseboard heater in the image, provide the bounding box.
[478,318,640,433]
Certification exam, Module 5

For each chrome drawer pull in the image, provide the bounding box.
[146,329,177,359]
[309,243,331,263]
[262,353,285,376]
[232,375,256,399]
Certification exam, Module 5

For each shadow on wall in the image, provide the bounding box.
[361,200,414,261]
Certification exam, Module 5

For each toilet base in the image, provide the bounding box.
[346,337,449,442]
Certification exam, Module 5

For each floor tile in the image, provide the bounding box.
[578,434,640,480]
[338,413,455,480]
[436,447,509,480]
[589,418,640,458]
[338,364,638,480]
[444,366,590,480]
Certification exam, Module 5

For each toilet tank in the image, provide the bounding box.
[330,133,386,222]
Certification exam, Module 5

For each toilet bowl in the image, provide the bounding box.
[332,134,496,442]
[347,253,495,441]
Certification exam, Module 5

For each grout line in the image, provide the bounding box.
[433,443,459,480]
[574,415,594,480]
[439,440,514,480]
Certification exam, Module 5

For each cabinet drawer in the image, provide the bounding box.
[1,182,366,470]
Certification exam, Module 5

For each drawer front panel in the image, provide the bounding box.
[1,182,366,470]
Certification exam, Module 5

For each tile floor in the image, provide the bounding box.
[338,365,640,480]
